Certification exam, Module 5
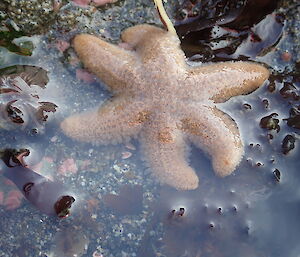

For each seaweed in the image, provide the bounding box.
[0,23,34,56]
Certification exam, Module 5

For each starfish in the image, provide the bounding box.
[61,24,269,190]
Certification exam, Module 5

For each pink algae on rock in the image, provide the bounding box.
[76,69,97,83]
[86,198,100,212]
[0,191,4,205]
[72,0,91,7]
[121,151,132,159]
[4,178,15,186]
[55,40,70,53]
[4,190,23,210]
[58,158,78,176]
[93,0,116,6]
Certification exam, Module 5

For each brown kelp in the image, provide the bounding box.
[175,0,282,60]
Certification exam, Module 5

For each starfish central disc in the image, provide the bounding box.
[61,24,269,190]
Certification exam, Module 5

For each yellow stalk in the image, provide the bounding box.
[153,0,177,35]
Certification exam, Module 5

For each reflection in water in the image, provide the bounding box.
[0,149,76,218]
[49,226,89,257]
[103,184,143,215]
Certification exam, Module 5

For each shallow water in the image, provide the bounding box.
[0,0,300,257]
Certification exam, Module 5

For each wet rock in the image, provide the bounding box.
[3,0,58,35]
[286,106,300,129]
[281,134,296,154]
[280,82,300,100]
[260,113,280,132]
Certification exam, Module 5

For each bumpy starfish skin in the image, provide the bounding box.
[61,24,269,190]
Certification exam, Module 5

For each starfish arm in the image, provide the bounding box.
[121,24,165,47]
[180,106,243,177]
[73,34,138,93]
[122,25,187,73]
[186,61,269,103]
[61,97,149,144]
[140,125,199,190]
